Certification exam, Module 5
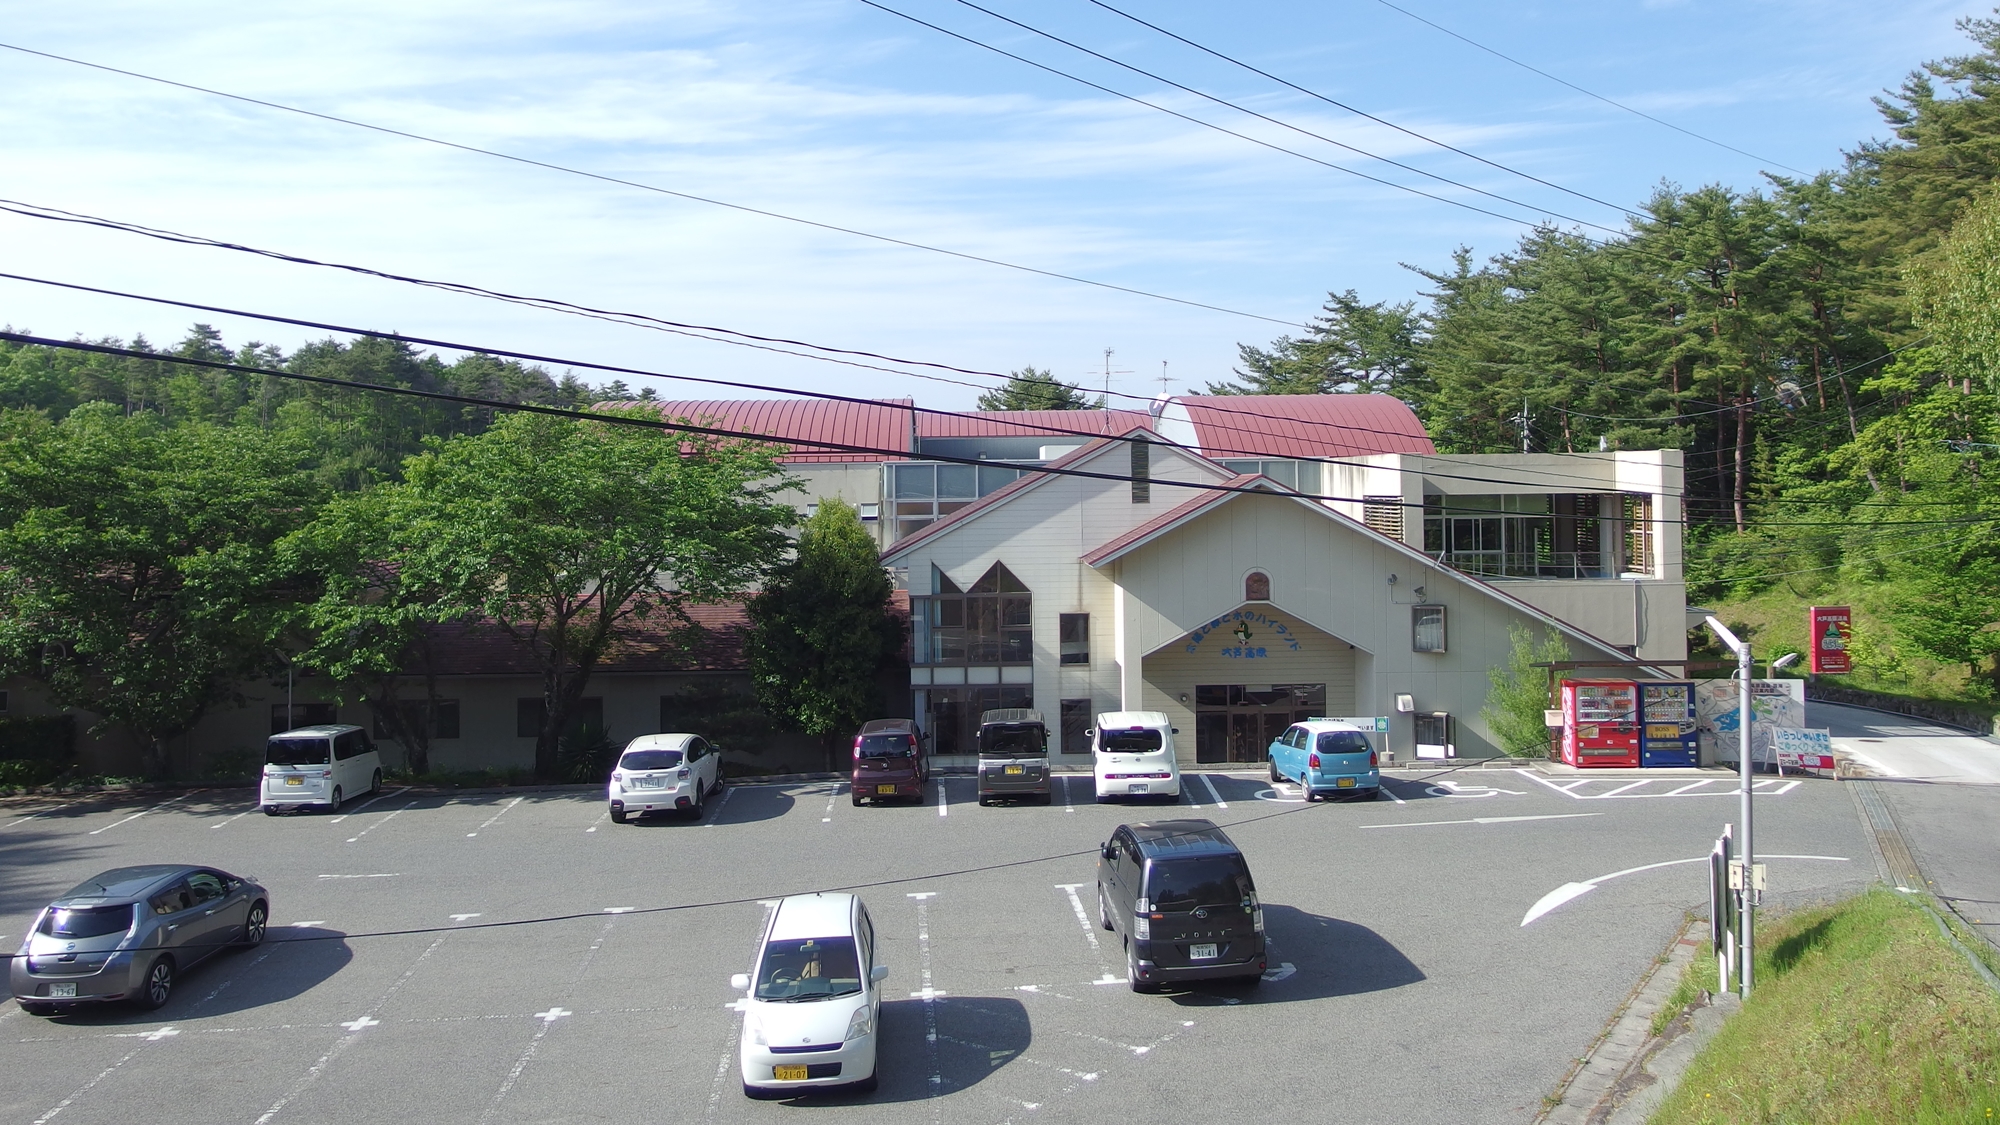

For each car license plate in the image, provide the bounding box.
[773,1065,808,1081]
[285,776,303,786]
[1189,944,1218,960]
[637,777,663,788]
[1004,764,1023,775]
[50,983,77,998]
[1337,777,1356,788]
[1128,783,1149,793]
[877,784,897,795]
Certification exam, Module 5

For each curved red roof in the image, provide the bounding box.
[1177,394,1434,458]
[647,399,914,463]
[917,409,1154,439]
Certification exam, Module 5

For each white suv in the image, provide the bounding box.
[607,734,721,822]
[732,893,887,1098]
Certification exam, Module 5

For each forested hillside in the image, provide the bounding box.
[1219,14,2000,705]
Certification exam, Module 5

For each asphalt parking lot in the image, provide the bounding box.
[2,765,1876,1125]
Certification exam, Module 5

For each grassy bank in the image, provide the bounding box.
[1649,888,2000,1123]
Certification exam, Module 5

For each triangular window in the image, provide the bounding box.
[933,566,963,595]
[968,562,1027,594]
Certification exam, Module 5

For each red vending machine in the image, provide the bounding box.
[1559,679,1639,768]
[1638,681,1699,767]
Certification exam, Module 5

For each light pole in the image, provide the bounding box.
[1703,615,1756,997]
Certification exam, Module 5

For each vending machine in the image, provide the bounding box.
[1559,679,1639,768]
[1638,681,1699,767]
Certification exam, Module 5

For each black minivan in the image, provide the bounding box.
[1095,819,1266,992]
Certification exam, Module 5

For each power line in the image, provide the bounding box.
[1078,0,1640,219]
[1369,0,1810,176]
[0,40,1305,330]
[860,0,1624,236]
[927,0,1632,234]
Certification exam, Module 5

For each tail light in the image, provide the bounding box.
[318,769,333,778]
[1133,914,1151,940]
[678,767,691,780]
[1369,750,1378,767]
[1308,753,1320,769]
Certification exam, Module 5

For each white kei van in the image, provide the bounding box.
[261,725,383,814]
[1091,711,1181,803]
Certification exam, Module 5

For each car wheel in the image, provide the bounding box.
[1127,942,1157,994]
[976,795,990,807]
[240,901,268,947]
[1097,885,1113,931]
[370,769,382,795]
[263,806,281,816]
[1269,757,1282,783]
[326,786,342,813]
[608,806,626,824]
[688,785,705,820]
[134,957,175,1010]
[19,1000,58,1016]
[1302,786,1318,802]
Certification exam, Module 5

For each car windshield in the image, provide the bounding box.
[980,726,1044,758]
[1098,730,1163,752]
[1317,731,1372,754]
[266,737,331,766]
[856,734,914,759]
[754,936,863,1001]
[619,749,684,771]
[1146,856,1252,912]
[39,904,135,939]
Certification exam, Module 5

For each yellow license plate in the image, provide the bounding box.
[1004,764,1023,775]
[285,777,303,786]
[877,784,897,794]
[1336,777,1356,788]
[773,1065,808,1081]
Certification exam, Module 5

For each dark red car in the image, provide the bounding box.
[850,719,927,805]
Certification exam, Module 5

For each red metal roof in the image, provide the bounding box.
[1177,394,1434,459]
[647,399,914,463]
[916,409,1154,439]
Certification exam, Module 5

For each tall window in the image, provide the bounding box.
[1059,613,1089,664]
[1422,493,1627,579]
[1412,605,1446,653]
[1130,438,1150,504]
[914,562,1032,664]
[889,462,1023,542]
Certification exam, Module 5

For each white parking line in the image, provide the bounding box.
[906,893,944,1098]
[585,809,608,833]
[329,786,411,823]
[1053,884,1103,953]
[209,808,256,830]
[1664,779,1716,796]
[1597,780,1654,798]
[467,796,523,837]
[5,799,79,829]
[1361,812,1602,830]
[1060,774,1076,813]
[1196,774,1228,809]
[937,779,949,818]
[822,783,839,823]
[87,791,202,836]
[31,1043,151,1125]
[702,785,734,828]
[1377,778,1408,805]
[348,797,420,843]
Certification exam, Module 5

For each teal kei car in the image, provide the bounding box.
[1268,719,1381,801]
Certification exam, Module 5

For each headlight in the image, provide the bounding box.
[845,1006,874,1042]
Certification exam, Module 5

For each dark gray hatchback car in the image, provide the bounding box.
[10,865,271,1015]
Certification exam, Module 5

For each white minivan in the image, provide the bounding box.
[261,725,382,814]
[733,893,888,1098]
[1091,710,1181,803]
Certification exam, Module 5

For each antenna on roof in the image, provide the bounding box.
[1091,347,1132,395]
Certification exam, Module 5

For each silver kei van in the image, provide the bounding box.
[261,724,382,814]
[976,708,1051,805]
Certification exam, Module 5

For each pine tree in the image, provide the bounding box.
[975,367,1102,410]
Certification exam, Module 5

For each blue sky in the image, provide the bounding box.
[0,0,1979,409]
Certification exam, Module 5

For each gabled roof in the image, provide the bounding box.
[646,398,914,463]
[1081,481,1632,663]
[917,409,1153,439]
[1177,393,1434,459]
[880,428,1228,564]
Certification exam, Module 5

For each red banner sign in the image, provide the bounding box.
[1809,606,1852,674]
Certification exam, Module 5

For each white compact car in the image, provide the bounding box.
[262,725,382,814]
[607,734,721,822]
[1092,710,1182,803]
[733,893,887,1098]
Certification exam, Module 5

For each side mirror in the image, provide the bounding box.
[1100,842,1116,861]
[1171,728,1180,734]
[1084,728,1095,738]
[870,964,890,983]
[730,973,750,991]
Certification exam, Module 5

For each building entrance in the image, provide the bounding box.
[1193,684,1326,763]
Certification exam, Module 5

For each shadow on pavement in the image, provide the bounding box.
[20,924,352,1024]
[623,784,795,828]
[1163,904,1424,1006]
[765,995,1031,1104]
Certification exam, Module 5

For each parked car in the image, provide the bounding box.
[1095,819,1265,993]
[262,725,382,814]
[850,718,928,806]
[1091,711,1181,803]
[1268,719,1381,801]
[608,734,722,822]
[11,865,270,1015]
[975,708,1051,806]
[732,892,888,1098]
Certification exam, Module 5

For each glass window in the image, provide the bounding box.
[1296,460,1323,495]
[1059,613,1089,665]
[753,936,862,1001]
[1317,730,1373,754]
[1413,605,1446,653]
[1262,460,1298,488]
[892,464,935,499]
[855,734,915,759]
[620,749,683,771]
[433,701,461,740]
[936,463,977,498]
[271,703,337,735]
[1245,572,1271,601]
[1220,460,1259,476]
[187,872,228,904]
[516,698,543,738]
[1098,729,1163,752]
[978,465,1020,495]
[149,884,195,916]
[266,737,331,766]
[1061,699,1092,755]
[41,904,135,938]
[1144,857,1253,911]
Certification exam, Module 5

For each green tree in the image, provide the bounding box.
[976,366,1102,411]
[745,500,906,766]
[1481,624,1572,757]
[0,405,324,775]
[1214,289,1422,397]
[371,408,792,779]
